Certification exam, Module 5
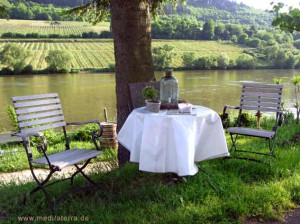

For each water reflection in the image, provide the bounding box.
[0,69,298,130]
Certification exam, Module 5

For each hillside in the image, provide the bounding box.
[0,39,249,71]
[3,0,273,29]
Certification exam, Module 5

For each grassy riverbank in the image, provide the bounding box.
[1,120,300,223]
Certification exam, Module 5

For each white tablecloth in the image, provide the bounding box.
[117,106,229,176]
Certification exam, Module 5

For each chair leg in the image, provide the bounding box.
[26,167,56,215]
[70,158,95,185]
[229,134,238,152]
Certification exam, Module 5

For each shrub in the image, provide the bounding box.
[236,54,255,69]
[181,52,196,68]
[45,50,72,73]
[194,55,217,69]
[0,44,30,74]
[217,53,230,69]
[152,44,176,69]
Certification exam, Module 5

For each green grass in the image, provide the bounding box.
[0,39,248,71]
[1,122,300,223]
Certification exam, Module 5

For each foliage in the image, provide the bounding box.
[194,55,217,69]
[272,3,300,33]
[45,49,72,72]
[202,19,215,40]
[236,54,255,69]
[0,43,30,74]
[5,105,18,132]
[181,52,196,67]
[216,53,230,69]
[152,44,176,69]
[141,86,158,102]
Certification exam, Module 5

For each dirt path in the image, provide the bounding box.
[0,161,114,185]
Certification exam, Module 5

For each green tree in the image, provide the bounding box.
[181,52,196,68]
[194,55,217,69]
[236,54,255,69]
[272,3,300,33]
[238,33,248,45]
[0,44,30,74]
[70,0,184,165]
[202,19,215,40]
[152,44,176,69]
[45,50,72,72]
[217,53,230,69]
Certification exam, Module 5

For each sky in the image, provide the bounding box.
[234,0,300,10]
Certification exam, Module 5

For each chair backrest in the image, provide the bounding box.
[12,93,66,133]
[129,81,160,109]
[239,83,283,113]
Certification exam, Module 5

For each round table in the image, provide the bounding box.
[117,105,229,176]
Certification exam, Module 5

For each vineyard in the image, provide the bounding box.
[0,19,110,37]
[0,39,248,70]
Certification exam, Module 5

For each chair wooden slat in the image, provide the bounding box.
[19,116,65,128]
[242,83,283,89]
[227,127,275,138]
[15,104,62,115]
[13,98,60,108]
[18,110,64,121]
[241,96,282,103]
[12,93,58,101]
[240,106,280,112]
[20,121,66,133]
[32,149,102,169]
[240,101,281,108]
[241,91,282,98]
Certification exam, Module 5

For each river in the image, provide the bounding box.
[0,69,298,130]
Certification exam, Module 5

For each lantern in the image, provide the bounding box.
[160,69,178,109]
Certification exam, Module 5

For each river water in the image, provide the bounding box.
[0,69,298,130]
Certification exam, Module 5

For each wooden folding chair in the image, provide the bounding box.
[11,93,103,214]
[223,83,283,165]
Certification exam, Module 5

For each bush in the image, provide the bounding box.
[45,50,72,72]
[217,53,230,69]
[0,44,30,74]
[152,44,176,69]
[236,54,255,69]
[181,52,196,68]
[194,55,217,69]
[99,31,113,38]
[22,64,33,74]
[246,38,262,48]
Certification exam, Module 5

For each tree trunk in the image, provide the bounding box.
[110,0,155,166]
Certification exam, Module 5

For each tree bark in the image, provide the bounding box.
[110,0,155,166]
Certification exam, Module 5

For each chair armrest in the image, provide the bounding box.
[223,105,240,116]
[67,119,101,126]
[12,132,49,163]
[12,132,47,152]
